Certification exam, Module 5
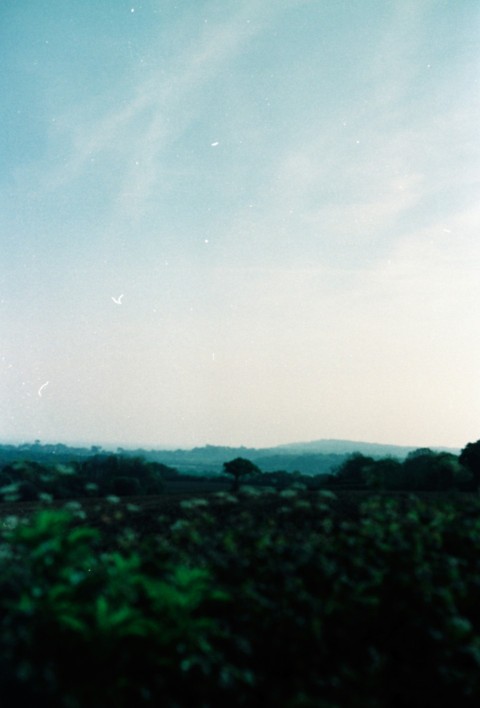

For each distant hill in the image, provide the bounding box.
[270,438,460,458]
[116,438,461,476]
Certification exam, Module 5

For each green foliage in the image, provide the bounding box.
[403,448,455,490]
[364,457,404,490]
[0,454,171,502]
[0,509,227,707]
[79,455,166,495]
[3,490,480,705]
[167,491,480,707]
[334,449,471,492]
[113,476,141,496]
[334,453,374,486]
[460,440,480,488]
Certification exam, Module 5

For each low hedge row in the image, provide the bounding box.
[1,491,480,706]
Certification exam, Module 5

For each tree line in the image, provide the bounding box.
[221,440,480,493]
[329,440,480,491]
[1,439,479,501]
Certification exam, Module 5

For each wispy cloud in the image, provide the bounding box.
[211,0,478,270]
[38,1,279,227]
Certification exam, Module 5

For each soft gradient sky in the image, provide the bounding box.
[1,0,479,449]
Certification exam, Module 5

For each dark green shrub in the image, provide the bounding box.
[0,454,170,501]
[460,440,480,489]
[0,471,12,486]
[333,453,373,487]
[0,509,227,707]
[113,476,141,496]
[17,480,40,501]
[2,492,480,706]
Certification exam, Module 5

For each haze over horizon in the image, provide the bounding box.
[2,1,479,451]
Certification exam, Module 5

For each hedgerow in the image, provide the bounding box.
[1,491,480,706]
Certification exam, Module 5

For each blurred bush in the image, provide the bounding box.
[1,493,480,706]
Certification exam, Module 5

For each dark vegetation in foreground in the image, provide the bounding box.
[0,439,479,706]
[2,489,480,706]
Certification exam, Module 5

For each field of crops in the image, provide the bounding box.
[1,487,480,707]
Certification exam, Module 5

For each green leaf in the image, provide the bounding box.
[58,614,88,634]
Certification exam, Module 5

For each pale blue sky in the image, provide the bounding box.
[1,1,479,449]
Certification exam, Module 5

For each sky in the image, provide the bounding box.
[1,0,479,450]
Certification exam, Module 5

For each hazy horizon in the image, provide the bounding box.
[2,2,479,451]
[0,434,462,454]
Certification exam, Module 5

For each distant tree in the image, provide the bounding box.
[403,448,437,490]
[148,462,179,480]
[334,453,374,487]
[223,458,261,492]
[459,440,480,490]
[365,458,404,490]
[402,449,463,491]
